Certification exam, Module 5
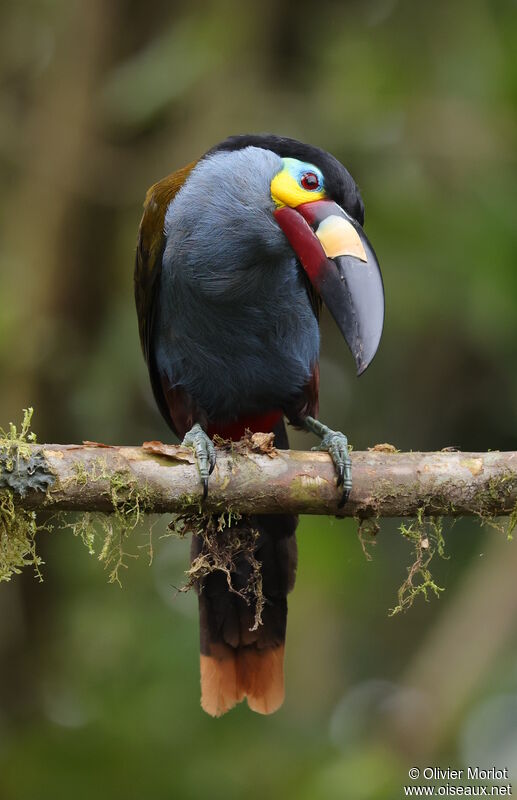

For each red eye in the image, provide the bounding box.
[301,171,320,191]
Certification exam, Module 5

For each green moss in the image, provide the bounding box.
[507,507,517,542]
[389,510,447,616]
[470,472,517,537]
[0,407,37,465]
[65,466,156,586]
[0,488,44,582]
[66,512,96,556]
[72,461,89,486]
[356,505,448,616]
[356,468,516,615]
[357,517,380,561]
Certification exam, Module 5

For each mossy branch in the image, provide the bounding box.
[1,412,516,611]
[2,438,517,518]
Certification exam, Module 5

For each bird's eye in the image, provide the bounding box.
[300,171,320,191]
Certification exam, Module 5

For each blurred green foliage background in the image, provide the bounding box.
[0,0,516,797]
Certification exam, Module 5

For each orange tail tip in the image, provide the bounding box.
[238,645,285,715]
[200,645,285,717]
[200,652,243,717]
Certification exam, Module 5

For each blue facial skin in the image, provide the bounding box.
[154,146,320,422]
[281,157,325,192]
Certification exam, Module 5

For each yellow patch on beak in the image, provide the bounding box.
[271,169,326,208]
[315,215,367,262]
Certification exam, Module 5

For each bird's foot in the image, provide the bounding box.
[181,423,216,500]
[303,416,352,508]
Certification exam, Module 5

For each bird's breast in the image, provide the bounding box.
[154,254,320,422]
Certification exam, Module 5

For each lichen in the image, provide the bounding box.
[0,409,47,582]
[168,509,265,631]
[0,407,54,497]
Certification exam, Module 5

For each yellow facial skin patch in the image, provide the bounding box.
[271,158,326,208]
[316,215,367,262]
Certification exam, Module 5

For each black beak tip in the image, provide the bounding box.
[356,355,375,377]
[354,335,383,376]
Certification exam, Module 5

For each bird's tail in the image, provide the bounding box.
[200,643,285,717]
[193,418,298,717]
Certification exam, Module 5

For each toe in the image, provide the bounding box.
[309,427,352,506]
[181,424,217,499]
[327,434,351,506]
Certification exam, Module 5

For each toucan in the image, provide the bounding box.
[135,134,384,717]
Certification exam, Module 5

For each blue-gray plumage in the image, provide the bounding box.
[154,146,319,421]
[134,133,384,717]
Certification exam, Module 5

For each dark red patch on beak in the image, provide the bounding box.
[273,206,328,285]
[294,199,345,228]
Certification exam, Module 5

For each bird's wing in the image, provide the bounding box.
[134,161,196,432]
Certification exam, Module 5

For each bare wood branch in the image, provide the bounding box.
[3,442,517,518]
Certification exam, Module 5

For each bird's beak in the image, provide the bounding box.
[274,199,384,375]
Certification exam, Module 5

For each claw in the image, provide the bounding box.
[209,448,216,475]
[202,477,209,501]
[338,487,350,509]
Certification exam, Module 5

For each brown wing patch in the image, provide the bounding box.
[134,161,197,431]
[134,161,196,362]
